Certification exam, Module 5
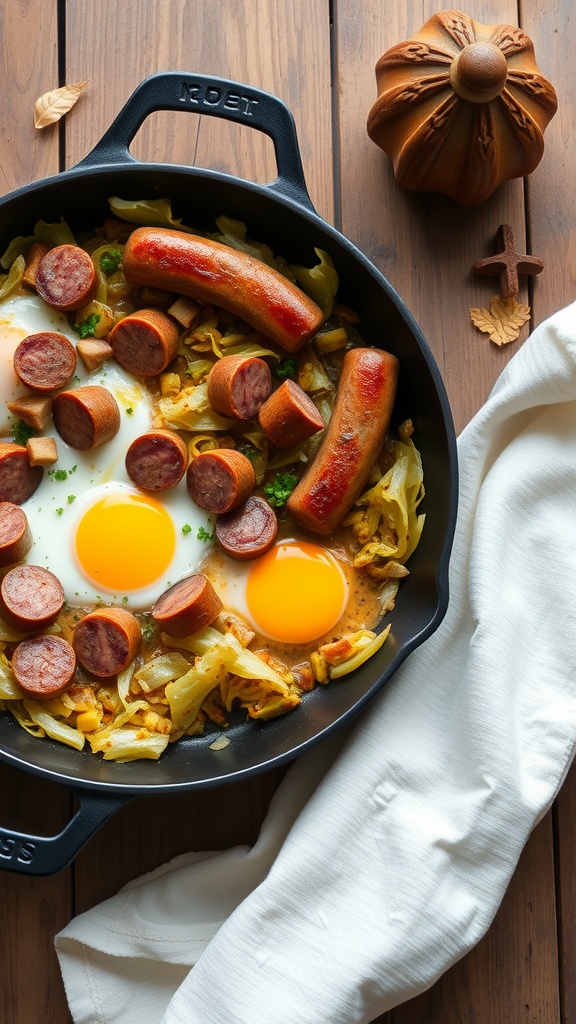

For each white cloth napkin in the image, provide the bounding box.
[55,301,576,1024]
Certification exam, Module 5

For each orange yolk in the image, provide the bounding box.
[75,492,176,592]
[245,540,348,644]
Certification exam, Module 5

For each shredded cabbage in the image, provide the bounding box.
[108,197,193,231]
[290,248,339,318]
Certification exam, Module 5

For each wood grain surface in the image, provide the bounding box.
[0,1,574,1022]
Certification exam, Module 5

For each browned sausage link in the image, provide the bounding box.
[207,355,272,420]
[258,379,325,449]
[152,573,223,638]
[13,332,77,393]
[108,308,179,376]
[0,501,32,566]
[12,634,76,698]
[0,564,64,631]
[186,448,255,513]
[122,227,325,353]
[52,386,121,451]
[35,244,98,312]
[0,442,43,505]
[287,347,399,535]
[22,243,50,290]
[73,607,140,678]
[215,495,278,561]
[125,429,188,491]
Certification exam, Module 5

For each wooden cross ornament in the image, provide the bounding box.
[472,224,544,298]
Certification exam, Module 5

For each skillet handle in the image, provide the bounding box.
[0,791,126,875]
[76,71,315,211]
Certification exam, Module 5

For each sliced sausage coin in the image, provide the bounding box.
[207,355,272,420]
[13,332,77,393]
[125,429,188,491]
[0,564,64,631]
[0,442,43,505]
[258,379,325,449]
[73,607,141,678]
[0,501,32,566]
[215,495,277,561]
[152,573,223,638]
[186,448,255,513]
[12,634,76,698]
[52,385,121,450]
[108,308,179,377]
[35,244,98,312]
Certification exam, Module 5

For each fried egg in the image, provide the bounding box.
[208,539,350,644]
[1,291,213,608]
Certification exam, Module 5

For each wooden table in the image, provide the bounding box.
[1,2,574,1021]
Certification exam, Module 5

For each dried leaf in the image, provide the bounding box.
[34,81,88,129]
[470,295,531,346]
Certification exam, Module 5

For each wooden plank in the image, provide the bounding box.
[334,0,531,434]
[62,0,334,913]
[64,0,333,223]
[554,764,576,1024]
[334,2,561,1022]
[0,4,73,1023]
[514,3,576,1022]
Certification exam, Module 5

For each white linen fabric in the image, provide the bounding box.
[56,302,576,1024]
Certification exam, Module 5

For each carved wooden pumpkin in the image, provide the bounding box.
[367,10,558,205]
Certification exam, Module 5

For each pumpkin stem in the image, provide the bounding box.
[450,43,508,103]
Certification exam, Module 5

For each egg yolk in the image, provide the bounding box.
[75,492,176,592]
[245,541,348,644]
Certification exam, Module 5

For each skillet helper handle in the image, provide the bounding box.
[0,791,126,875]
[77,71,315,211]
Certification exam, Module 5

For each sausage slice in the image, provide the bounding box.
[73,606,140,678]
[0,442,43,505]
[0,565,64,632]
[186,448,255,513]
[258,379,325,449]
[0,502,32,566]
[12,634,76,698]
[108,308,179,377]
[152,573,223,638]
[13,332,77,393]
[35,244,98,312]
[125,429,188,491]
[215,495,277,561]
[207,355,272,420]
[52,386,121,450]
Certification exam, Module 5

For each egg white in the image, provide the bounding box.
[1,291,214,608]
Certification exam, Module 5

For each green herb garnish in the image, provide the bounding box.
[73,312,101,338]
[100,248,123,274]
[274,357,298,381]
[197,526,214,541]
[49,469,68,481]
[12,420,35,446]
[182,523,192,535]
[263,470,299,508]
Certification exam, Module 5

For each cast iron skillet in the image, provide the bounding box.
[0,73,458,874]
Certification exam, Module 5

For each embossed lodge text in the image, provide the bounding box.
[179,81,259,116]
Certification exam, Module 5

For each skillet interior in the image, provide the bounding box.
[0,163,457,793]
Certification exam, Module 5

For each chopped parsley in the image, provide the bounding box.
[141,623,156,641]
[274,357,298,381]
[12,420,36,446]
[126,407,134,416]
[55,507,63,516]
[263,470,299,508]
[73,312,101,338]
[67,494,76,504]
[197,526,214,541]
[237,444,259,464]
[49,469,68,481]
[181,523,192,535]
[100,248,123,274]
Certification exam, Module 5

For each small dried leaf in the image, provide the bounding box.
[470,295,531,346]
[34,81,89,129]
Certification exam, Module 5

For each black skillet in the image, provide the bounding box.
[0,73,458,874]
